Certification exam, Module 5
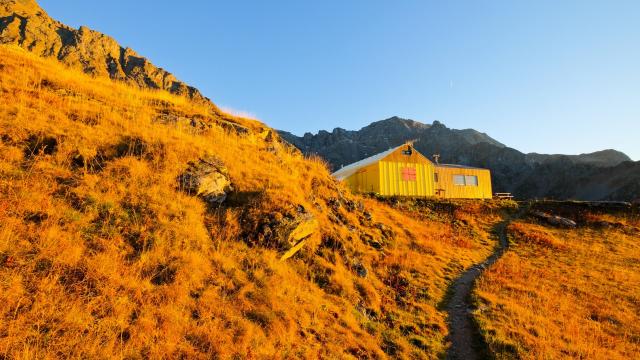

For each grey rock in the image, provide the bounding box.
[178,156,233,205]
[354,262,368,278]
[531,211,577,228]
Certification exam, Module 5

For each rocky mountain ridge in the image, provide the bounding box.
[0,0,205,101]
[280,117,638,201]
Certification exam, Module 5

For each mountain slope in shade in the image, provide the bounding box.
[526,149,631,168]
[279,117,638,201]
[0,0,204,101]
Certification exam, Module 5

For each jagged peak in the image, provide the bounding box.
[0,0,207,103]
[366,116,431,130]
[0,0,43,16]
[431,120,446,128]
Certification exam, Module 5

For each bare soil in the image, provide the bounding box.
[445,218,511,360]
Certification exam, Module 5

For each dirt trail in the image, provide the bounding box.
[445,217,512,360]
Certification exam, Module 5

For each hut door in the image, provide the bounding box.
[434,171,445,198]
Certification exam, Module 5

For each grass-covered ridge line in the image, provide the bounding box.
[473,203,640,359]
[0,45,514,358]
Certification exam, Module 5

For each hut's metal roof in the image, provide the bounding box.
[331,146,401,180]
[435,164,488,170]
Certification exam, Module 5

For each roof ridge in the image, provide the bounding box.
[331,145,407,180]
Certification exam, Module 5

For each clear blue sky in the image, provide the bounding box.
[40,0,639,160]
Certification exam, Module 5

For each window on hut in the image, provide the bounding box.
[465,175,478,186]
[453,175,465,186]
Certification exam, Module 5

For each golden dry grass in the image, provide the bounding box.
[0,44,511,359]
[474,209,640,359]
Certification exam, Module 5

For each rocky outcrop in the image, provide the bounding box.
[280,116,637,201]
[530,211,577,228]
[0,0,205,101]
[244,205,318,256]
[279,217,319,260]
[178,156,233,205]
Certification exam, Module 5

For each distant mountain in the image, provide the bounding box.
[279,117,504,170]
[279,117,638,201]
[526,150,631,168]
[0,0,205,101]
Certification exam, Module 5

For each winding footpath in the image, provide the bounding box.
[445,217,513,360]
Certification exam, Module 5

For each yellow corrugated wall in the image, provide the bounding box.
[378,145,435,197]
[343,145,437,197]
[434,166,492,199]
[379,161,435,196]
[342,145,495,199]
[345,162,380,193]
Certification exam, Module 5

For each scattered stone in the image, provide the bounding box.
[343,199,357,212]
[327,197,340,211]
[361,233,384,250]
[280,217,319,261]
[320,235,345,252]
[24,211,48,224]
[376,223,395,241]
[155,112,210,132]
[354,262,368,278]
[178,156,233,205]
[154,112,251,136]
[531,211,577,228]
[287,217,318,245]
[24,134,57,158]
[148,264,177,286]
[217,119,250,136]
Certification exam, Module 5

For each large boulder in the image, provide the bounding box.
[241,204,319,260]
[178,156,233,205]
[280,217,319,260]
[530,211,577,228]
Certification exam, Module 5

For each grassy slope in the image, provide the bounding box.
[0,45,509,359]
[474,207,640,359]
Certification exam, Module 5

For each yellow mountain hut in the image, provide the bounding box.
[332,144,493,199]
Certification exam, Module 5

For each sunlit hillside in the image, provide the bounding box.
[0,45,515,358]
[474,203,640,359]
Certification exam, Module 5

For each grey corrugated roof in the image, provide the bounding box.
[436,164,487,170]
[331,146,402,180]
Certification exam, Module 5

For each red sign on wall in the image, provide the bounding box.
[401,167,417,181]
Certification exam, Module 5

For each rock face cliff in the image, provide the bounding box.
[0,0,204,101]
[279,117,506,168]
[280,117,638,201]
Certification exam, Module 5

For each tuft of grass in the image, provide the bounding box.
[508,222,565,250]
